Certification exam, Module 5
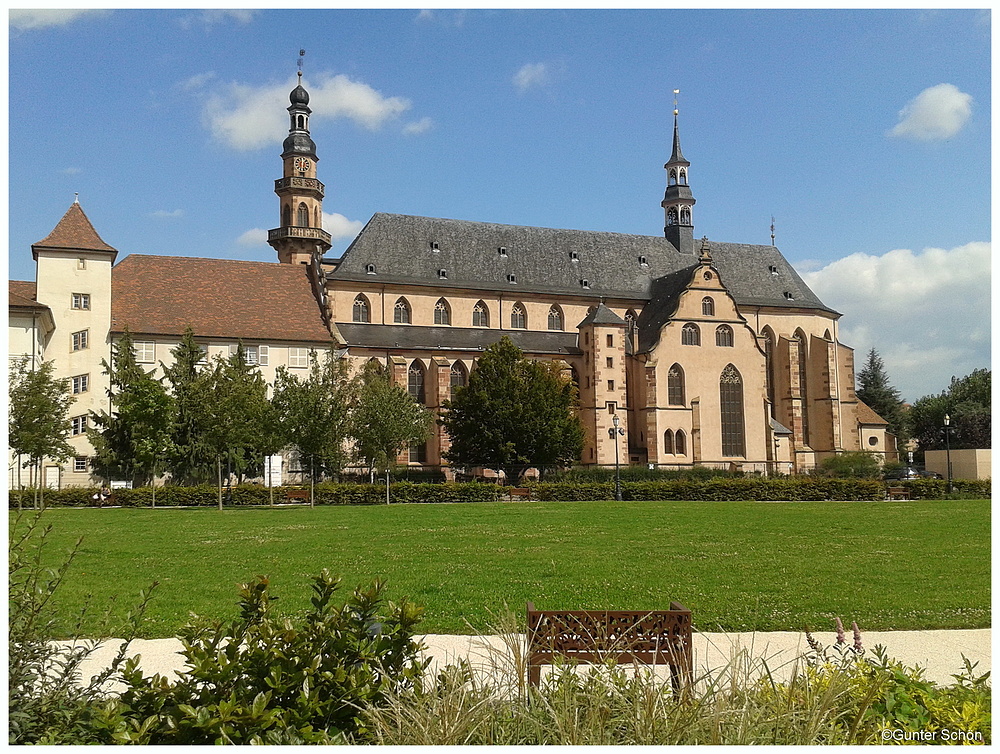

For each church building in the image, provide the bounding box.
[9,72,894,488]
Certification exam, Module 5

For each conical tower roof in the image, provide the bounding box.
[32,200,117,254]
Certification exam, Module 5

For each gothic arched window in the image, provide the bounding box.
[511,303,527,330]
[408,361,426,404]
[666,207,678,226]
[680,207,691,224]
[282,204,291,227]
[702,296,715,317]
[409,441,427,463]
[667,363,685,405]
[547,305,564,331]
[394,298,412,324]
[675,429,687,456]
[352,295,370,323]
[296,202,309,227]
[720,364,746,457]
[716,324,734,347]
[449,361,467,401]
[795,329,810,445]
[679,169,687,185]
[472,301,489,328]
[434,298,451,326]
[762,326,776,408]
[664,429,675,455]
[681,323,700,346]
[668,169,678,186]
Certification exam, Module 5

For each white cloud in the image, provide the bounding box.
[203,74,411,150]
[178,71,216,92]
[403,117,434,135]
[513,63,549,93]
[61,167,82,176]
[237,228,268,247]
[801,242,990,402]
[323,213,364,242]
[178,10,256,29]
[889,83,973,141]
[150,209,184,219]
[9,9,107,30]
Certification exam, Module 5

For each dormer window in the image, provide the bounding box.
[507,273,517,284]
[365,263,377,275]
[580,279,590,289]
[570,251,580,262]
[769,265,779,275]
[498,246,508,257]
[430,241,440,251]
[638,255,648,267]
[438,269,448,279]
[784,291,795,300]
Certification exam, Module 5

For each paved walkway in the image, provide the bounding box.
[65,628,989,692]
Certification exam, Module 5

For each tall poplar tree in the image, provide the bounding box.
[163,328,216,484]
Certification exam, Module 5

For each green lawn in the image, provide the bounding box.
[14,499,989,638]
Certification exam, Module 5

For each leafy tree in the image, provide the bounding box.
[272,348,356,483]
[855,348,907,443]
[163,328,217,485]
[441,336,584,484]
[350,361,433,477]
[8,358,74,509]
[88,329,175,488]
[817,451,882,479]
[909,369,991,454]
[202,344,280,486]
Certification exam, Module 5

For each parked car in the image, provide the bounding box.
[883,466,942,481]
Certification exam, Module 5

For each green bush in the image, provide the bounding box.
[95,572,427,744]
[548,465,737,482]
[816,451,882,479]
[531,478,886,502]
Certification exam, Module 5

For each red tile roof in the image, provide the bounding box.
[111,255,333,343]
[33,201,117,253]
[855,400,889,425]
[9,280,47,310]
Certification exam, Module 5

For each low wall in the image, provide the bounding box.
[925,449,991,480]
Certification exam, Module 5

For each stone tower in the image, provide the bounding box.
[661,105,696,255]
[268,72,332,265]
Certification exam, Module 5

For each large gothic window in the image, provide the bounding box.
[795,330,810,445]
[407,361,426,404]
[511,303,527,330]
[667,363,685,405]
[681,323,700,346]
[449,361,468,401]
[675,430,686,456]
[352,295,370,323]
[472,301,489,328]
[702,296,715,316]
[296,202,309,227]
[547,305,564,331]
[434,298,451,326]
[720,364,746,457]
[716,325,734,347]
[762,327,776,408]
[394,298,412,324]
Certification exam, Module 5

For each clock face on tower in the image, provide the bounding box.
[293,157,311,173]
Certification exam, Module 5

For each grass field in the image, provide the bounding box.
[14,499,989,638]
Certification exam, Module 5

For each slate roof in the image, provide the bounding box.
[111,255,332,343]
[32,202,117,254]
[578,302,626,328]
[336,323,580,357]
[855,400,889,426]
[330,213,835,316]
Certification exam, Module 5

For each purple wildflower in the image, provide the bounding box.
[835,617,846,646]
[852,621,863,653]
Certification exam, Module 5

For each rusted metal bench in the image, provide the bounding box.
[886,486,909,501]
[526,601,693,693]
[508,487,532,501]
[284,488,310,503]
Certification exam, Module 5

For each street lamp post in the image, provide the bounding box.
[943,414,953,494]
[609,414,625,501]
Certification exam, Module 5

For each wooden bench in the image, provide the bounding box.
[284,488,310,503]
[508,487,532,501]
[886,486,909,501]
[526,601,693,693]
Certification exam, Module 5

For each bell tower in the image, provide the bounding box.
[661,90,696,255]
[268,65,332,265]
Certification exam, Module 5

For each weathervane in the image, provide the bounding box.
[673,88,679,116]
[297,48,306,78]
[770,216,776,246]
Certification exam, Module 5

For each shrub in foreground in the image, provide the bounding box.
[97,572,427,744]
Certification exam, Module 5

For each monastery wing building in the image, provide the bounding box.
[9,74,894,488]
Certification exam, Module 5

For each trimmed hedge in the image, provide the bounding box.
[8,477,989,508]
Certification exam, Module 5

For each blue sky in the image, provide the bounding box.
[8,8,990,402]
